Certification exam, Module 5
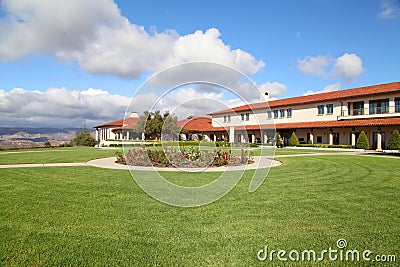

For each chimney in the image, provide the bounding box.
[130,112,139,118]
[260,91,269,102]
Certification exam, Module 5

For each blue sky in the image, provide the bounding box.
[0,0,399,127]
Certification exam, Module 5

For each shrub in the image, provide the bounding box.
[388,130,400,150]
[114,151,126,164]
[44,141,51,148]
[275,133,281,147]
[289,132,300,146]
[307,139,313,144]
[73,127,97,147]
[356,131,369,150]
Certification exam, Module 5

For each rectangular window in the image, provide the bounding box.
[223,116,227,123]
[280,109,285,118]
[326,104,333,114]
[317,136,323,143]
[286,108,292,117]
[274,110,279,118]
[245,113,250,121]
[227,115,231,122]
[395,98,400,113]
[241,114,245,121]
[267,111,272,119]
[369,99,389,114]
[317,105,324,115]
[352,101,364,116]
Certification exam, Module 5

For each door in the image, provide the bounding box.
[333,132,340,145]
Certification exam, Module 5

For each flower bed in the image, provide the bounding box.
[116,146,253,168]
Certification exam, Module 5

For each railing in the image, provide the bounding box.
[395,105,400,113]
[369,106,389,115]
[349,108,364,116]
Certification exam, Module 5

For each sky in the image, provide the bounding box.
[0,0,399,128]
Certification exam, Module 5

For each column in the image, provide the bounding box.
[126,131,130,140]
[309,133,314,144]
[263,132,268,144]
[213,134,217,142]
[329,132,333,145]
[351,132,356,146]
[141,132,145,141]
[251,134,256,143]
[377,132,382,151]
[95,129,99,142]
[389,97,395,114]
[229,127,235,143]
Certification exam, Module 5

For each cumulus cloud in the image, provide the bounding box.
[297,53,363,82]
[297,55,331,77]
[378,0,400,19]
[304,82,341,95]
[0,87,131,127]
[0,0,264,79]
[332,53,364,82]
[257,82,287,97]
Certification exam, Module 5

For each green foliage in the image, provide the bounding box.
[275,132,281,147]
[356,131,369,150]
[296,144,355,149]
[289,132,300,146]
[44,141,51,148]
[72,127,98,147]
[388,130,400,150]
[307,139,313,144]
[134,110,179,140]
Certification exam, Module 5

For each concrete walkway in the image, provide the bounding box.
[86,156,282,172]
[1,151,397,170]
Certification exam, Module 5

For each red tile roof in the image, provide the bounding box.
[210,82,400,115]
[94,117,140,129]
[177,116,214,131]
[201,117,400,131]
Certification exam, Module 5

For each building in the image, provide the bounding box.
[206,82,400,150]
[94,82,400,150]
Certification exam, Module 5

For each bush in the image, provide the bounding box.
[356,131,369,150]
[73,127,98,147]
[388,130,400,150]
[297,144,355,149]
[44,141,51,148]
[289,132,299,146]
[275,133,281,147]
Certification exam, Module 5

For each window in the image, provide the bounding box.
[246,113,250,121]
[267,111,272,119]
[352,101,364,116]
[317,105,324,115]
[274,110,279,118]
[227,115,231,122]
[241,114,245,121]
[224,116,227,123]
[280,109,285,118]
[286,108,292,117]
[326,104,333,114]
[369,99,389,114]
[396,98,400,113]
[317,136,323,143]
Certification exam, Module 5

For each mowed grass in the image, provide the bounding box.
[0,147,120,164]
[0,155,399,266]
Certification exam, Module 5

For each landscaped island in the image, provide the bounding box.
[115,146,253,168]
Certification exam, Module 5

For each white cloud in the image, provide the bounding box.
[378,0,400,19]
[0,87,131,127]
[257,82,287,97]
[332,53,364,82]
[297,55,331,77]
[0,0,264,79]
[304,82,340,95]
[297,53,364,82]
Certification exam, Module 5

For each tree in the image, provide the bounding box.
[44,141,51,148]
[72,127,97,147]
[388,130,400,150]
[356,131,369,150]
[289,132,299,146]
[134,111,178,140]
[275,132,281,148]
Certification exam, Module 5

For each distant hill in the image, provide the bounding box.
[0,127,82,149]
[0,127,80,135]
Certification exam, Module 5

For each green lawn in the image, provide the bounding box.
[0,155,399,266]
[0,147,120,164]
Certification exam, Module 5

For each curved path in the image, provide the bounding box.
[86,156,282,172]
